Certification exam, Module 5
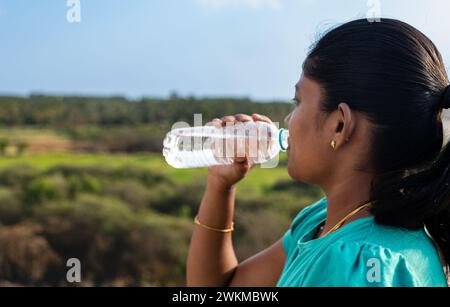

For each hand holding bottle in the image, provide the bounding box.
[163,113,289,188]
[207,113,275,189]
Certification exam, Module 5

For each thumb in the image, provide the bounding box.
[235,155,246,163]
[234,154,247,163]
[235,155,253,172]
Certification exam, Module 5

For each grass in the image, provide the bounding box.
[0,126,292,195]
[0,128,72,154]
[0,152,291,196]
[0,127,64,138]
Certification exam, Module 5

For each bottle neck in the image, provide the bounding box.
[278,128,289,152]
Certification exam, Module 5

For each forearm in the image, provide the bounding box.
[186,176,239,286]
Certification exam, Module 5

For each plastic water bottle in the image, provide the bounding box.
[162,121,289,168]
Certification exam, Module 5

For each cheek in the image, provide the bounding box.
[288,109,311,156]
[287,109,325,181]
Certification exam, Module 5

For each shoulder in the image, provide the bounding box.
[306,230,447,287]
[364,223,448,286]
[305,240,421,286]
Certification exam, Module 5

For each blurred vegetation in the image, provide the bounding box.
[0,95,323,286]
[0,95,292,154]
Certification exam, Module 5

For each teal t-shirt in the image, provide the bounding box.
[277,197,448,287]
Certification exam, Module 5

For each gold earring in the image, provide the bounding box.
[330,140,337,149]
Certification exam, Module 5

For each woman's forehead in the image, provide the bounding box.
[296,76,322,99]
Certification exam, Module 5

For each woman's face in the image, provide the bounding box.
[284,75,338,184]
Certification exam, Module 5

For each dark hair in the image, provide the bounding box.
[303,18,450,273]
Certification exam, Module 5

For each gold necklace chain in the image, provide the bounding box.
[322,201,372,237]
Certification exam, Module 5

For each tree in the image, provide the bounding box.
[16,141,28,156]
[0,139,9,156]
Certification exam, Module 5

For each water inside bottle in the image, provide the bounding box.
[163,122,288,168]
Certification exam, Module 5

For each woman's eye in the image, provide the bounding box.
[291,98,301,107]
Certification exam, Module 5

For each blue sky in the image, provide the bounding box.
[1,0,450,101]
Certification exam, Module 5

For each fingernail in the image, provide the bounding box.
[235,157,245,162]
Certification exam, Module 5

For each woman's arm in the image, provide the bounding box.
[228,238,285,287]
[186,113,287,287]
[186,175,239,286]
[186,174,286,286]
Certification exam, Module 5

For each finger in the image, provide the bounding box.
[221,115,237,127]
[235,156,246,163]
[252,113,273,124]
[234,114,253,123]
[233,161,251,178]
[241,154,255,169]
[211,118,223,128]
[251,113,273,124]
[235,154,253,166]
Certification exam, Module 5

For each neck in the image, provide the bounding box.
[319,171,374,237]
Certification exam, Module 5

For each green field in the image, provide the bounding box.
[0,152,291,197]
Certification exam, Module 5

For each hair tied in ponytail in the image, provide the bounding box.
[433,163,450,206]
[441,85,450,109]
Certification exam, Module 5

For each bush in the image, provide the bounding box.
[24,174,68,205]
[268,180,323,199]
[0,157,324,286]
[0,223,62,285]
[67,174,101,198]
[233,209,291,261]
[0,139,8,155]
[101,180,152,211]
[45,165,169,187]
[148,181,204,218]
[67,125,166,153]
[120,215,193,286]
[0,164,39,187]
[16,141,28,156]
[29,194,193,286]
[0,187,23,225]
[32,194,138,284]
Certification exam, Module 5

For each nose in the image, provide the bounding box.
[284,112,292,127]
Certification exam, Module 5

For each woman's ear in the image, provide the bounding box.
[335,103,355,143]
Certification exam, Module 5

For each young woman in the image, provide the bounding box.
[186,18,450,287]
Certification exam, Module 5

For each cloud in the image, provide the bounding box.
[196,0,282,10]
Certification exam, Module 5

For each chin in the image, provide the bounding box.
[287,160,314,184]
[287,160,301,181]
